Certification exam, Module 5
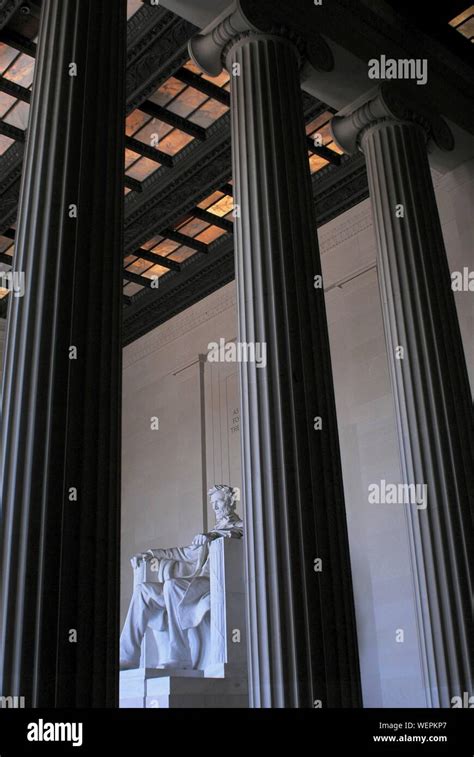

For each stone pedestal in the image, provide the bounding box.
[120,668,248,709]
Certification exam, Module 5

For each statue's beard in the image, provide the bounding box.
[214,507,231,524]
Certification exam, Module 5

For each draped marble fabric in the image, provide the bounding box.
[120,511,243,669]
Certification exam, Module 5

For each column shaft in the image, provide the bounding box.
[228,34,361,708]
[362,120,473,706]
[0,0,126,706]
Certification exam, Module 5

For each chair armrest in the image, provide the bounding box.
[132,558,161,588]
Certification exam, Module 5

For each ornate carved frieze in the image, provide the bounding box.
[126,11,196,113]
[331,83,454,155]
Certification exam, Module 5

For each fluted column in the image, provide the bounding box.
[0,318,5,387]
[332,85,474,707]
[0,0,126,706]
[190,0,361,708]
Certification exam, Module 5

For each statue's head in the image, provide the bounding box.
[208,484,239,519]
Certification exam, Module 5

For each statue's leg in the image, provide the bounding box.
[119,582,165,669]
[162,578,193,667]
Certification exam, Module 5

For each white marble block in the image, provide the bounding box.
[207,537,247,678]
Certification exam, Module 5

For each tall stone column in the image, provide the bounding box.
[190,0,361,708]
[0,317,5,387]
[0,0,126,707]
[332,85,474,707]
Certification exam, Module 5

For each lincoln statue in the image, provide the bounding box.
[120,485,243,670]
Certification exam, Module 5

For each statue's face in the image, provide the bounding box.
[210,490,228,517]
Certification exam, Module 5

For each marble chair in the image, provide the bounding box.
[132,536,246,678]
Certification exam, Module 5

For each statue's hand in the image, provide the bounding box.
[192,533,211,547]
[130,550,154,568]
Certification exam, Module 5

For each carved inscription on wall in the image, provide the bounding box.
[230,407,240,434]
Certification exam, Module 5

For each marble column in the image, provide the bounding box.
[190,0,361,708]
[0,0,126,706]
[332,85,474,707]
[0,317,5,387]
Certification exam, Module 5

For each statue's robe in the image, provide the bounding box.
[149,514,243,633]
[120,513,243,668]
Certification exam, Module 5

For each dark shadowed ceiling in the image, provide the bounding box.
[0,0,472,343]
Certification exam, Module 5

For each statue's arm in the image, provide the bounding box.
[131,544,195,568]
[208,524,243,540]
[132,520,244,565]
[147,545,193,560]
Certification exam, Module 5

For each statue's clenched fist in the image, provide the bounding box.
[130,550,154,569]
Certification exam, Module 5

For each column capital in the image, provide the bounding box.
[188,0,333,77]
[331,83,454,155]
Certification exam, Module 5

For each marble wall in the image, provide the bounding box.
[120,157,473,707]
